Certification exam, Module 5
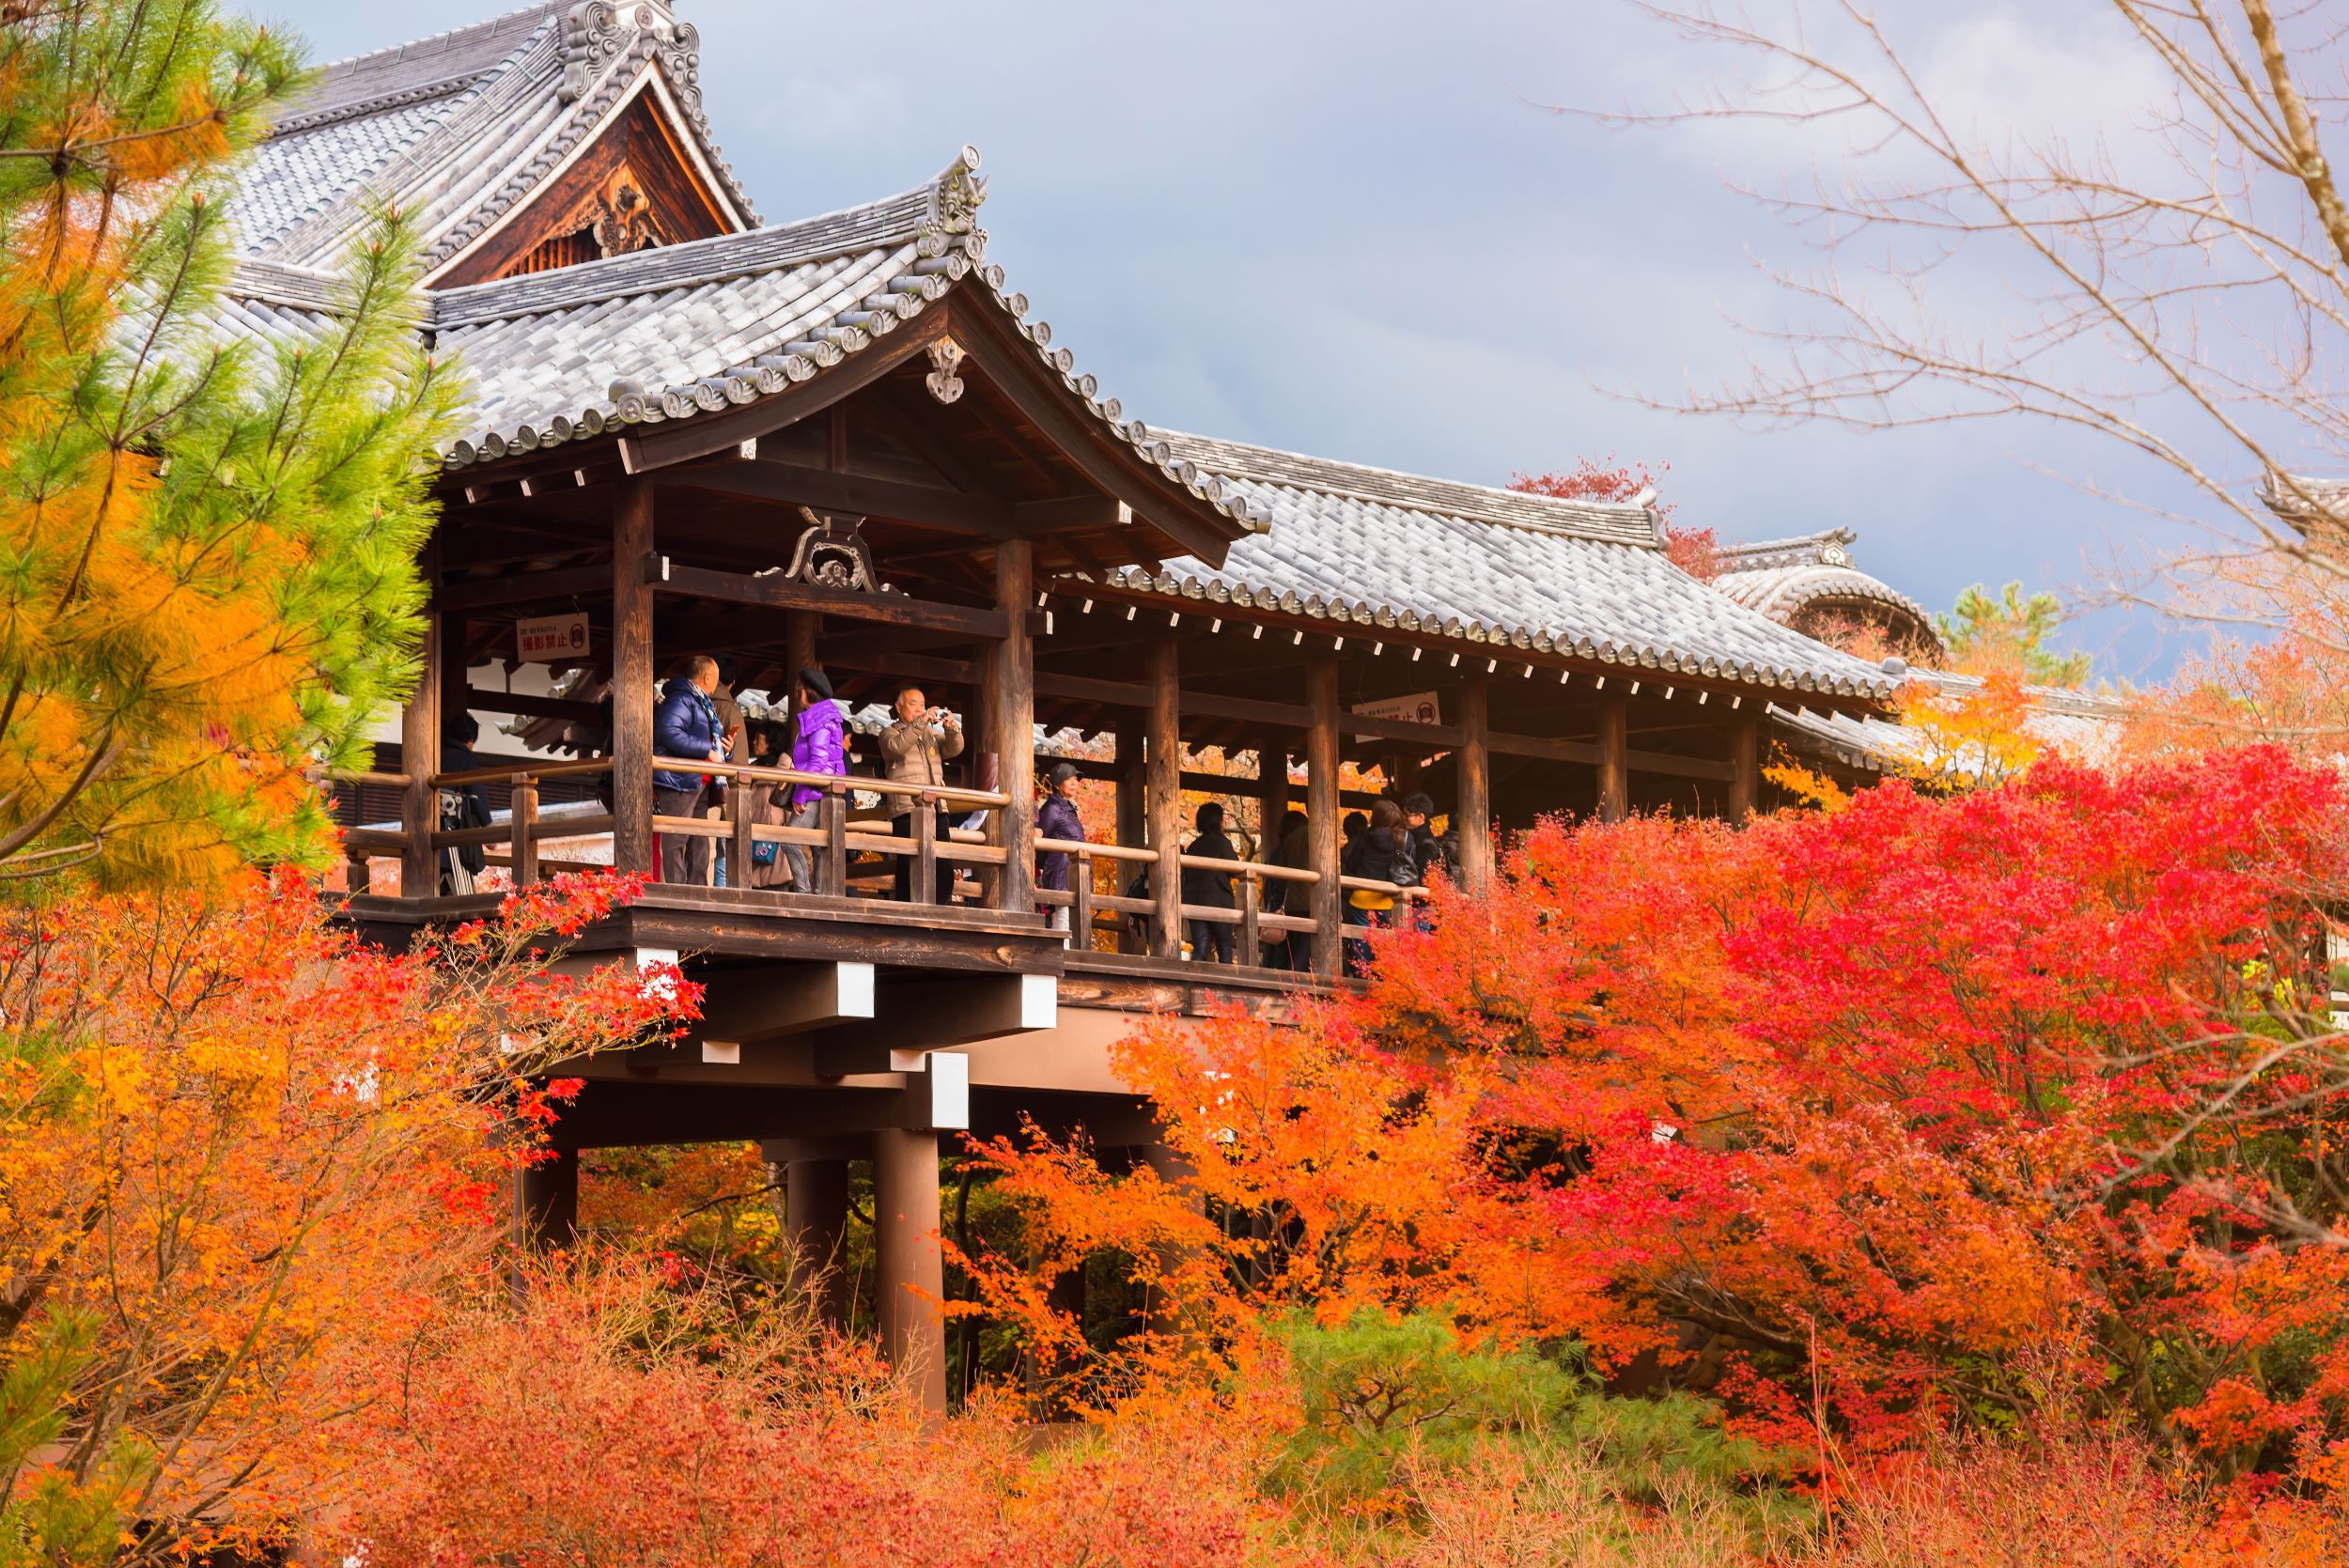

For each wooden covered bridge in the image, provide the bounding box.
[227,1,1899,1405]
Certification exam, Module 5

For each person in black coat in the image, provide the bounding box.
[1181,800,1240,964]
[437,713,491,893]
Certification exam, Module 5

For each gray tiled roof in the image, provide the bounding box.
[1082,436,1899,699]
[1712,526,1939,644]
[284,147,1269,536]
[235,1,755,273]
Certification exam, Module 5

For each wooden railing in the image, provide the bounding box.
[325,758,1428,973]
[1033,836,1425,969]
[647,754,1010,902]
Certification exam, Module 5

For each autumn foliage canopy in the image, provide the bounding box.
[969,747,2349,1478]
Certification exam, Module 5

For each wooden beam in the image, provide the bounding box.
[1145,640,1183,959]
[1597,698,1628,824]
[612,480,657,874]
[1457,679,1492,895]
[1306,661,1343,977]
[1014,495,1131,532]
[458,689,602,722]
[650,558,1008,639]
[995,539,1035,915]
[664,458,1017,535]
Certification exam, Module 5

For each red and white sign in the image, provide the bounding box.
[516,613,591,662]
[1352,691,1441,742]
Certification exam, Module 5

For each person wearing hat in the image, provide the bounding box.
[1034,761,1086,934]
[782,666,844,893]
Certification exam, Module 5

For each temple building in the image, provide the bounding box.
[232,1,1920,1406]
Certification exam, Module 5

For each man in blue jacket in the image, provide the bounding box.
[653,654,724,883]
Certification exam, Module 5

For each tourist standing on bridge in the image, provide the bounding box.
[1260,808,1310,969]
[653,655,725,885]
[708,657,747,887]
[1035,761,1085,934]
[783,667,844,893]
[880,685,963,902]
[1342,798,1419,975]
[1183,800,1240,964]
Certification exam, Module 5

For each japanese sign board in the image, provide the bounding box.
[1352,690,1441,742]
[516,613,591,663]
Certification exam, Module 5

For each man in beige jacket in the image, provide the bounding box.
[881,685,963,902]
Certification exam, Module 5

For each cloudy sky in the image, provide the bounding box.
[257,0,2227,679]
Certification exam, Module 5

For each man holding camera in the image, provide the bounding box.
[879,684,963,903]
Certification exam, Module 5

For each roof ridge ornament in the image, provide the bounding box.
[558,2,629,102]
[925,338,967,405]
[928,146,987,237]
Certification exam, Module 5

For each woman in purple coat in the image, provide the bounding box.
[783,667,845,893]
[1034,761,1085,932]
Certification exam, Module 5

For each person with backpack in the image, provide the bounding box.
[436,713,491,895]
[1341,798,1419,975]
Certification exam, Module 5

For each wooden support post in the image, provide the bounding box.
[821,789,848,897]
[874,1127,947,1414]
[514,1145,578,1251]
[611,481,656,875]
[1069,847,1095,949]
[1144,640,1183,959]
[727,782,753,888]
[1238,873,1261,965]
[1596,697,1629,824]
[1115,731,1145,853]
[786,1158,853,1330]
[1254,737,1289,853]
[1728,715,1760,822]
[912,806,937,905]
[1457,680,1492,894]
[399,541,442,897]
[786,611,817,696]
[510,775,539,887]
[1306,661,1343,976]
[994,540,1035,915]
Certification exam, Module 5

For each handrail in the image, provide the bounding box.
[318,768,412,789]
[651,754,1010,811]
[434,757,614,787]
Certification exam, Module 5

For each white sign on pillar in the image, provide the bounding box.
[1352,690,1441,742]
[517,612,591,663]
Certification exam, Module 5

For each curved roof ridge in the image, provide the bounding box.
[1158,429,1665,548]
[1715,525,1856,567]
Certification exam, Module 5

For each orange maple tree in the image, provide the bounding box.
[0,869,695,1562]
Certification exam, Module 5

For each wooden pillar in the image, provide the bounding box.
[1728,715,1760,822]
[1144,640,1183,959]
[1305,661,1343,976]
[611,480,656,875]
[993,541,1034,914]
[786,1157,853,1330]
[514,1146,578,1251]
[1597,696,1628,824]
[874,1127,947,1414]
[1456,679,1492,895]
[1115,730,1146,851]
[1253,737,1289,855]
[399,538,442,898]
[785,612,817,705]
